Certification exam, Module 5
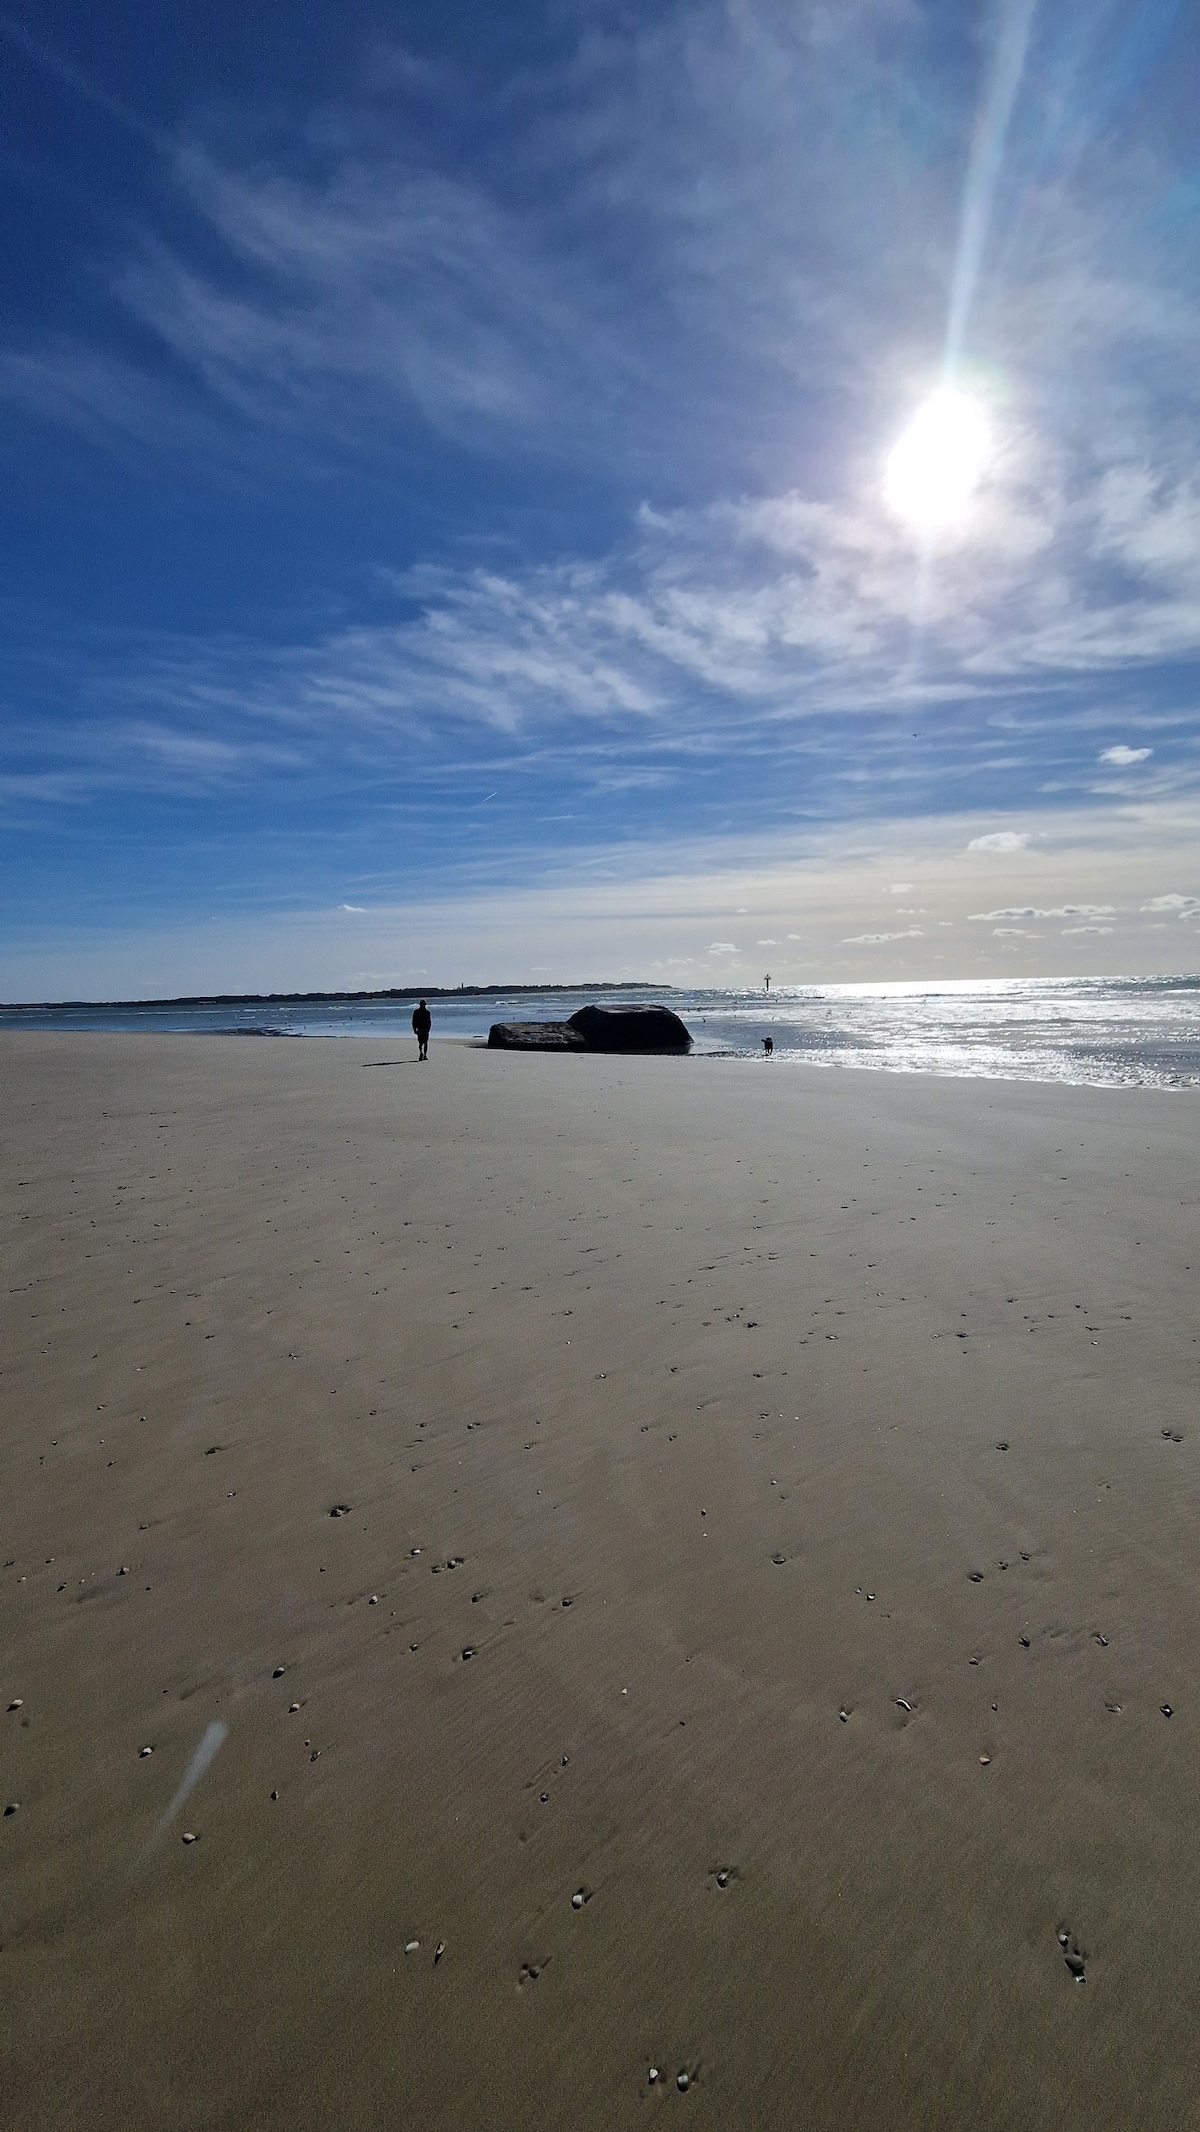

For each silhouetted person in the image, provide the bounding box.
[763,1036,774,1056]
[412,998,431,1061]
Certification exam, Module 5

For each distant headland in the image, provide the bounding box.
[0,981,661,1011]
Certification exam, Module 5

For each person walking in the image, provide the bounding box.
[412,998,431,1060]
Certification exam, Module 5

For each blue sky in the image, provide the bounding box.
[2,0,1199,997]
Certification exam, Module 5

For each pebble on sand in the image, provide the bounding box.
[273,1665,286,1678]
[677,2071,690,2092]
[7,1700,22,1712]
[648,2067,659,2085]
[433,1941,445,1964]
[182,1831,197,1844]
[405,1940,420,1954]
[139,1745,153,1757]
[4,1802,19,1816]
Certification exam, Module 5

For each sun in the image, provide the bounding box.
[884,386,990,533]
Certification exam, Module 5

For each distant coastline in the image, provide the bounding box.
[0,981,660,1012]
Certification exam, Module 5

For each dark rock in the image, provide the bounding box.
[487,1002,691,1053]
[567,1003,691,1052]
[487,1021,586,1050]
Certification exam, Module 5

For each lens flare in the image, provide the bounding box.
[884,388,990,533]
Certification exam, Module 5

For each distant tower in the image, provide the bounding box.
[765,972,770,993]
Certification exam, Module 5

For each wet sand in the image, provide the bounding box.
[2,1033,1199,2130]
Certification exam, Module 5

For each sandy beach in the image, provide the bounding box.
[3,1033,1199,2130]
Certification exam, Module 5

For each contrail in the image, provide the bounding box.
[896,0,1039,673]
[0,14,169,154]
[943,0,1039,378]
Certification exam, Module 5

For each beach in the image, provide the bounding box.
[3,1032,1199,2130]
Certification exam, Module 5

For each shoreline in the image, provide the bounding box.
[4,1021,1198,1097]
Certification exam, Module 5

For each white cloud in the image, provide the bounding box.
[842,927,923,944]
[708,940,739,952]
[1061,924,1113,934]
[967,831,1031,853]
[756,937,778,945]
[1143,893,1200,918]
[1099,744,1152,766]
[337,903,367,913]
[889,882,913,893]
[991,926,1034,936]
[968,903,1115,921]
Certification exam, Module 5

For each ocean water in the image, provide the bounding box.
[3,976,1199,1090]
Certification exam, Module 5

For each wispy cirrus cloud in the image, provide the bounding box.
[2,0,1199,988]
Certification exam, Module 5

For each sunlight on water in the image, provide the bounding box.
[5,977,1200,1090]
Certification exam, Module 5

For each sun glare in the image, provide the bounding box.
[884,387,990,533]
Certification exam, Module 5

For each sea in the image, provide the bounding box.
[3,976,1199,1091]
